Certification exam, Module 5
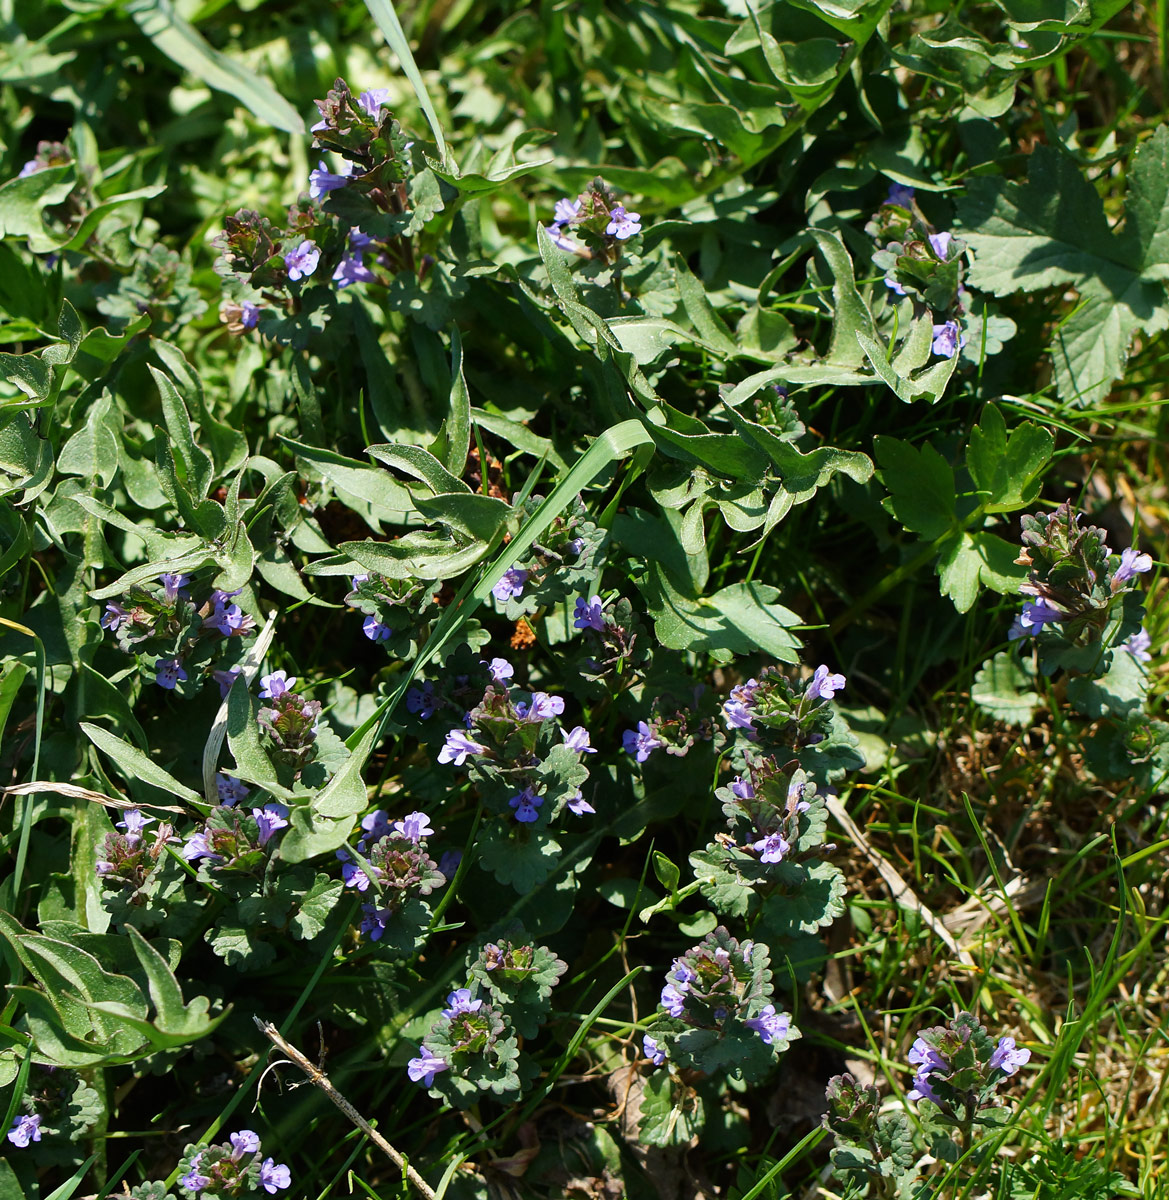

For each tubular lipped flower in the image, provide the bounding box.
[553,197,582,225]
[1113,545,1154,585]
[484,656,514,683]
[605,205,641,240]
[928,230,954,260]
[509,787,543,823]
[930,320,965,359]
[229,1129,261,1158]
[217,773,251,805]
[561,725,596,753]
[160,572,191,602]
[392,811,434,842]
[805,664,846,702]
[441,988,484,1019]
[722,679,759,730]
[406,680,437,718]
[492,567,528,602]
[6,1113,42,1147]
[362,613,392,641]
[1007,599,1064,641]
[744,1004,790,1046]
[309,157,356,198]
[260,1157,291,1194]
[259,670,296,699]
[988,1035,1030,1076]
[886,181,915,207]
[643,1033,666,1066]
[438,728,488,766]
[213,665,244,698]
[1125,628,1153,663]
[407,1045,450,1086]
[573,594,605,632]
[284,239,320,281]
[155,658,188,690]
[623,720,662,763]
[751,830,790,864]
[357,88,391,118]
[333,252,377,289]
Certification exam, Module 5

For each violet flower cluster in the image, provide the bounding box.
[1008,502,1154,658]
[433,655,597,822]
[96,808,174,895]
[868,183,973,359]
[257,670,322,772]
[542,180,643,257]
[905,1011,1030,1114]
[177,1129,289,1197]
[718,662,846,760]
[100,573,256,693]
[336,808,448,942]
[645,926,797,1079]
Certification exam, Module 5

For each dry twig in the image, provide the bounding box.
[253,1017,439,1200]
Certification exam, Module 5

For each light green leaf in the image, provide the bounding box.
[127,0,304,134]
[966,403,1053,512]
[80,722,201,804]
[971,652,1040,726]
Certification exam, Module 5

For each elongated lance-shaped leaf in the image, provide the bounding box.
[127,0,304,134]
[346,418,656,753]
[80,722,203,805]
[362,0,448,164]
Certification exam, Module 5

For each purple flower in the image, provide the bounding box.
[358,88,391,118]
[239,301,262,330]
[623,720,661,763]
[309,158,356,199]
[160,573,191,602]
[333,253,377,289]
[518,691,564,722]
[908,1070,940,1104]
[885,276,907,296]
[438,728,488,766]
[907,1036,950,1074]
[566,789,595,816]
[284,239,320,282]
[408,1045,450,1087]
[18,159,40,178]
[117,808,155,845]
[392,810,434,842]
[181,831,217,863]
[930,320,966,359]
[438,850,462,879]
[543,224,582,253]
[260,1157,291,1194]
[928,231,953,260]
[722,679,758,731]
[205,591,254,637]
[360,809,393,842]
[509,787,543,823]
[605,205,641,240]
[806,664,846,702]
[730,776,754,800]
[492,567,528,602]
[253,804,290,846]
[6,1113,42,1147]
[230,1129,261,1158]
[406,681,437,719]
[886,182,915,207]
[217,773,250,805]
[1114,546,1154,584]
[562,726,596,753]
[362,614,392,642]
[359,902,393,938]
[179,1164,211,1194]
[101,602,131,631]
[259,670,296,699]
[752,831,790,864]
[744,1004,791,1045]
[1008,599,1064,641]
[484,656,514,683]
[573,595,605,632]
[349,229,373,251]
[213,665,244,698]
[988,1035,1030,1077]
[660,983,687,1017]
[553,198,582,225]
[340,853,380,891]
[1124,628,1152,663]
[441,988,484,1019]
[643,1034,666,1066]
[155,658,188,690]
